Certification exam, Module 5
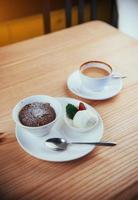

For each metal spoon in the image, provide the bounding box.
[45,138,117,151]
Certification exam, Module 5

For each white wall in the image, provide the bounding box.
[117,0,138,39]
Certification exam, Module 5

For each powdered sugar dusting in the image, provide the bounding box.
[30,103,49,118]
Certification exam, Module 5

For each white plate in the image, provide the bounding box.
[16,97,103,162]
[67,70,123,100]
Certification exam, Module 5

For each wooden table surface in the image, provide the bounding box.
[0,21,138,200]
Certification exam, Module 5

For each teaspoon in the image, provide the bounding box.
[45,138,117,151]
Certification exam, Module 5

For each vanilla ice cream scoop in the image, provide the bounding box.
[73,110,99,129]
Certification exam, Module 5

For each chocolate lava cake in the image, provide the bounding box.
[19,102,56,127]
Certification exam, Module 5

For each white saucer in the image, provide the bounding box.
[16,97,103,162]
[67,70,123,100]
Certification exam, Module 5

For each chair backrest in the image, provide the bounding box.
[42,0,97,33]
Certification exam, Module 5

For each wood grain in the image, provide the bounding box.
[0,21,138,200]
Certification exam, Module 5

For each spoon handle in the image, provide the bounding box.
[69,142,117,146]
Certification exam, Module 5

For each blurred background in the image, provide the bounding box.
[0,0,137,47]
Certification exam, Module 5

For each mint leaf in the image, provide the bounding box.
[66,104,78,119]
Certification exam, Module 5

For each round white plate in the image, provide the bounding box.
[16,97,103,162]
[67,70,123,100]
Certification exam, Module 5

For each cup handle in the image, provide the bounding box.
[111,72,126,79]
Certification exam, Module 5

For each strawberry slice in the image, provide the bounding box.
[79,102,86,110]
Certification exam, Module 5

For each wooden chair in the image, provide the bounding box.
[42,0,97,33]
[65,0,97,27]
[111,0,118,27]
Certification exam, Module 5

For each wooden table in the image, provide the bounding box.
[0,21,138,200]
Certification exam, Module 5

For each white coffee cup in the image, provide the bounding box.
[80,61,114,91]
[12,95,62,137]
